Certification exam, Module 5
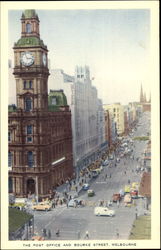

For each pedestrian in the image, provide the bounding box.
[117,200,120,208]
[110,173,111,178]
[42,228,47,237]
[116,229,119,239]
[52,200,55,208]
[56,229,60,237]
[128,179,130,184]
[124,171,126,175]
[85,230,89,239]
[47,229,51,239]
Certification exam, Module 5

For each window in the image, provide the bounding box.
[8,131,11,142]
[51,97,57,105]
[27,151,34,167]
[77,75,80,78]
[27,125,32,135]
[24,81,26,89]
[113,108,116,112]
[26,23,32,33]
[8,151,12,167]
[25,98,32,111]
[27,137,32,142]
[24,80,32,89]
[29,81,32,89]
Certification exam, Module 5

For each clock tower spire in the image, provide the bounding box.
[21,10,40,38]
[13,9,49,111]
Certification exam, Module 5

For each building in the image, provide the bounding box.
[48,66,106,176]
[8,9,73,199]
[139,172,151,210]
[8,60,16,105]
[103,103,125,135]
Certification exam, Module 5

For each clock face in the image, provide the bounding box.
[21,52,34,66]
[42,53,47,66]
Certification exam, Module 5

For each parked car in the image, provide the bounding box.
[32,236,44,241]
[82,183,90,190]
[94,207,115,217]
[91,170,99,178]
[87,189,95,197]
[32,202,52,211]
[102,160,109,166]
[9,202,26,211]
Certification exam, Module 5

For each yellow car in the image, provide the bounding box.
[10,203,26,210]
[131,182,139,189]
[32,202,52,211]
[124,185,131,193]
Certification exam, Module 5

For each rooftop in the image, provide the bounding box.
[22,9,38,19]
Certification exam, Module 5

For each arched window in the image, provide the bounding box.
[26,23,32,33]
[8,151,12,167]
[27,151,34,167]
[25,97,32,111]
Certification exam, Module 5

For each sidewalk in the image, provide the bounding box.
[56,175,92,199]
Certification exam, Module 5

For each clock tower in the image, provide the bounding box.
[13,9,49,111]
[9,10,74,199]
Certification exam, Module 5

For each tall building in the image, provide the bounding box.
[8,10,73,199]
[103,103,125,135]
[48,66,106,176]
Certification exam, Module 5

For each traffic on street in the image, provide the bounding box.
[20,111,151,240]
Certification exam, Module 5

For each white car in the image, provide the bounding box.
[94,207,115,217]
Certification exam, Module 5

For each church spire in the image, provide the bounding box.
[143,92,147,103]
[140,84,144,103]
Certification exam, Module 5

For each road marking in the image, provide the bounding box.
[45,207,66,228]
[96,182,107,184]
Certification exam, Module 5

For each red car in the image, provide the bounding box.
[130,190,138,198]
[112,193,121,202]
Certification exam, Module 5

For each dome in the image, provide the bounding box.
[23,9,37,18]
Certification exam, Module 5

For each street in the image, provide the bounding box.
[31,112,150,240]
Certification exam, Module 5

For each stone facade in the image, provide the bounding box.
[103,103,125,135]
[8,10,73,199]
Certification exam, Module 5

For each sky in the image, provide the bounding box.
[8,9,151,105]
